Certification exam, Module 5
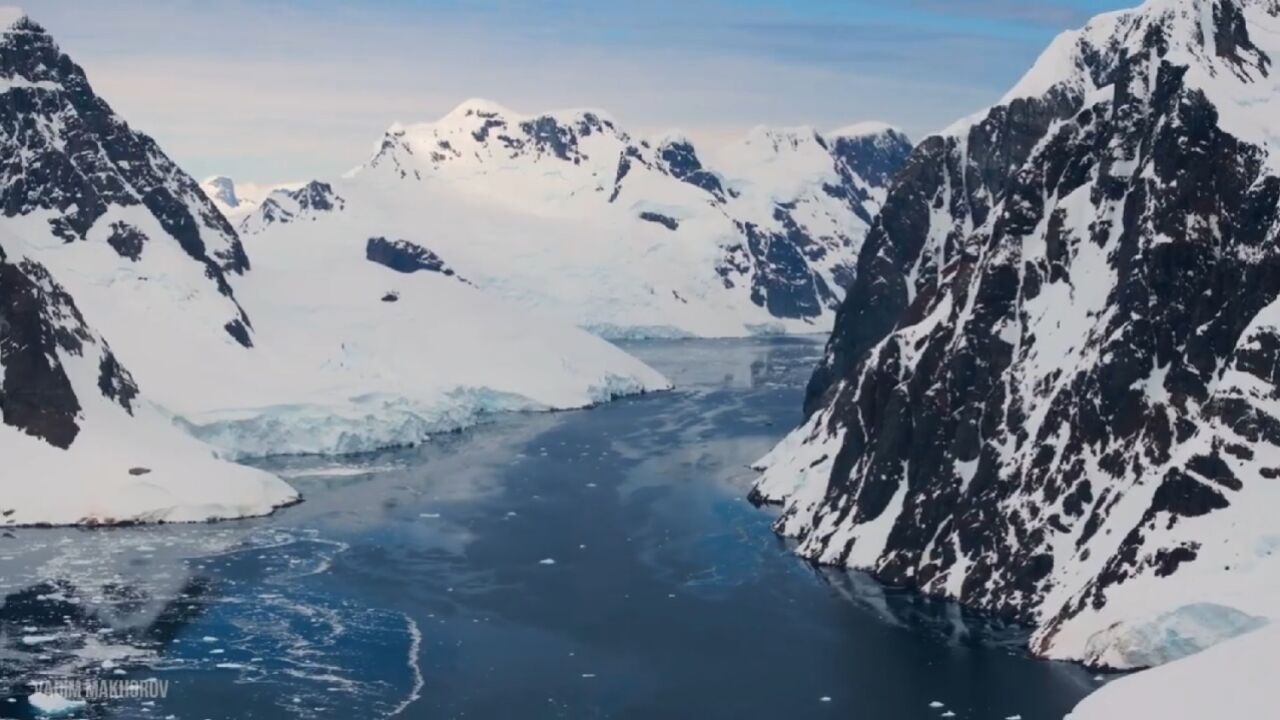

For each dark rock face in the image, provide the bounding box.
[366,236,464,280]
[726,218,837,320]
[97,349,138,413]
[0,248,138,449]
[769,0,1280,659]
[712,130,913,323]
[252,181,345,229]
[290,181,341,212]
[656,140,727,201]
[223,319,253,348]
[106,222,146,261]
[517,113,616,164]
[828,129,915,188]
[0,17,249,281]
[638,211,679,231]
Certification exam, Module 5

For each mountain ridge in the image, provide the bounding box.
[236,98,913,338]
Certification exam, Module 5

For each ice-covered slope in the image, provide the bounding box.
[755,0,1280,677]
[240,99,912,338]
[0,10,668,525]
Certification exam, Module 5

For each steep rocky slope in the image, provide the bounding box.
[756,0,1280,671]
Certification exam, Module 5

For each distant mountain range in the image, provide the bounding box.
[217,99,912,339]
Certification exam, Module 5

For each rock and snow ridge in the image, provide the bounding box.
[755,0,1280,709]
[0,9,669,526]
[199,176,301,222]
[237,98,912,339]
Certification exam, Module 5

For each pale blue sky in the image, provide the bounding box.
[19,0,1132,183]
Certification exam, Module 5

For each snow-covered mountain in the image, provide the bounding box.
[238,99,912,338]
[199,176,300,222]
[754,0,1280,684]
[0,9,295,524]
[0,9,668,525]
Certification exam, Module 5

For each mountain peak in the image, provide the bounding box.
[202,175,239,208]
[1004,0,1277,104]
[443,97,516,121]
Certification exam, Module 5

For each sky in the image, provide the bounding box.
[18,0,1132,184]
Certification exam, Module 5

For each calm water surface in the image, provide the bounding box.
[0,338,1101,719]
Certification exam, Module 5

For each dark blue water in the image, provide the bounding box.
[0,338,1101,719]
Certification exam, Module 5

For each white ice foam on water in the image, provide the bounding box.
[385,614,425,718]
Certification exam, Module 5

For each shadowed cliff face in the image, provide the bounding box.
[766,0,1280,663]
[0,247,138,449]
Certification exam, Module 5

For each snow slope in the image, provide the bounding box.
[754,0,1280,690]
[186,213,672,457]
[0,10,668,526]
[240,99,912,339]
[1,229,297,526]
[1068,622,1277,719]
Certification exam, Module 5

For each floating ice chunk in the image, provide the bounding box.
[27,693,86,716]
[941,713,956,718]
[539,558,557,565]
[21,634,60,645]
[929,701,945,708]
[820,696,832,702]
